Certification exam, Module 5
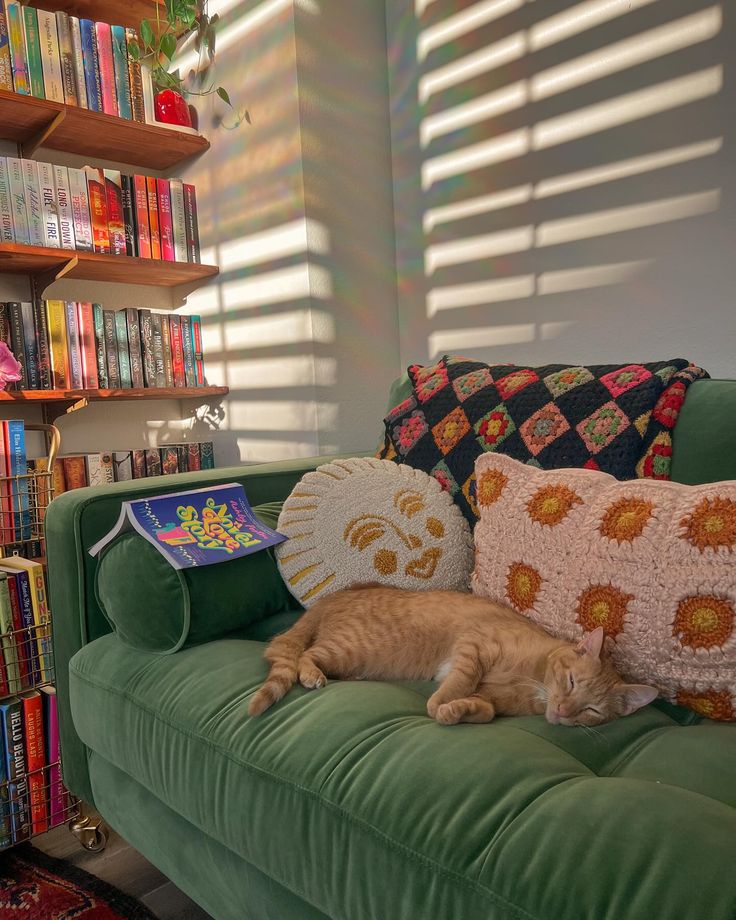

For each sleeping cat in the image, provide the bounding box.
[248,585,658,726]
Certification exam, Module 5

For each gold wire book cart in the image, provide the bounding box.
[0,423,82,849]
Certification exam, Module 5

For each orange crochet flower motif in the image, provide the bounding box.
[576,584,632,637]
[506,562,542,612]
[477,469,508,507]
[599,497,653,543]
[676,688,735,721]
[680,497,736,552]
[526,484,582,526]
[673,595,734,649]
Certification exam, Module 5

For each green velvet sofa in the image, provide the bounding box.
[46,378,736,920]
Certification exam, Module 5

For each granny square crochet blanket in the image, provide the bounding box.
[379,357,709,524]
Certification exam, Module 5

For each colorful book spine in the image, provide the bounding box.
[120,174,137,257]
[115,310,132,388]
[133,175,151,258]
[19,301,39,389]
[37,161,61,249]
[5,1,28,95]
[67,167,93,252]
[22,159,44,247]
[138,309,155,386]
[146,175,161,260]
[1,571,29,686]
[61,455,87,489]
[125,27,145,123]
[191,315,205,385]
[0,156,14,242]
[103,169,126,256]
[168,315,185,387]
[151,312,166,387]
[125,308,144,388]
[5,421,30,541]
[92,303,108,388]
[45,300,69,389]
[112,451,133,481]
[77,301,98,388]
[132,449,146,479]
[20,690,46,835]
[32,300,51,390]
[0,703,10,848]
[53,165,76,250]
[85,452,103,486]
[0,0,13,92]
[180,315,196,387]
[95,21,117,116]
[22,5,44,98]
[6,157,29,244]
[51,460,66,497]
[79,18,101,112]
[0,301,9,345]
[55,11,77,105]
[161,315,174,387]
[36,9,63,103]
[7,302,27,389]
[103,310,120,387]
[84,167,110,254]
[64,300,83,389]
[100,451,114,484]
[0,574,21,693]
[0,697,30,842]
[40,686,64,827]
[160,446,178,475]
[69,16,87,107]
[111,24,131,119]
[175,444,189,473]
[187,442,201,471]
[200,441,215,470]
[156,177,175,262]
[183,184,201,263]
[169,179,187,262]
[145,448,161,477]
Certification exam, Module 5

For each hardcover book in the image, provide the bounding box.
[191,315,205,385]
[6,157,29,244]
[100,451,114,484]
[19,301,39,389]
[6,421,31,541]
[180,315,196,387]
[200,441,215,470]
[114,309,132,388]
[144,447,161,478]
[45,300,68,388]
[67,167,93,251]
[54,10,77,105]
[156,177,175,261]
[138,308,155,386]
[79,18,101,112]
[36,8,63,103]
[132,449,146,479]
[146,175,161,259]
[2,558,50,684]
[40,686,64,827]
[125,307,144,388]
[0,0,13,92]
[64,300,83,389]
[133,175,151,258]
[161,314,174,387]
[21,5,44,98]
[126,27,145,123]
[102,309,120,388]
[22,159,44,246]
[151,312,166,387]
[95,21,117,116]
[121,174,137,257]
[113,451,133,482]
[5,0,29,95]
[0,301,9,345]
[92,303,107,387]
[168,314,186,387]
[0,573,21,693]
[19,689,46,835]
[32,299,51,389]
[0,696,30,842]
[6,567,38,679]
[183,184,201,263]
[77,301,98,388]
[61,455,87,490]
[1,570,30,686]
[84,166,110,254]
[7,302,27,389]
[187,442,201,471]
[0,428,14,542]
[89,483,286,569]
[53,164,76,250]
[111,24,131,119]
[160,445,178,476]
[37,161,61,248]
[0,702,10,847]
[69,16,87,107]
[85,452,103,486]
[0,156,15,242]
[175,444,189,473]
[169,179,187,262]
[104,169,126,256]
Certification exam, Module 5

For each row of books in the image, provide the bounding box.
[0,302,207,391]
[0,557,51,693]
[0,157,201,262]
[0,420,31,544]
[0,3,145,123]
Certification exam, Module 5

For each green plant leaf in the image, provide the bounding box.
[216,86,231,106]
[140,19,154,47]
[160,32,177,60]
[127,39,140,60]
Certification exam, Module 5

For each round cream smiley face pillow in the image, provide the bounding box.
[275,457,474,606]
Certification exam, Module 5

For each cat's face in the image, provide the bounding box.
[543,628,658,726]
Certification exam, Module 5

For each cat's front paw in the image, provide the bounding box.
[298,665,327,690]
[435,702,463,725]
[427,692,442,718]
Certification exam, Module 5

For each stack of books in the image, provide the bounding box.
[0,420,32,547]
[0,157,200,262]
[0,302,206,391]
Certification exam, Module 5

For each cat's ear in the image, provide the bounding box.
[576,627,605,659]
[616,684,658,715]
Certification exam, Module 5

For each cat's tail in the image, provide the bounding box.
[248,608,319,716]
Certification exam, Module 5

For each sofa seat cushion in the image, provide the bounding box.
[69,635,736,920]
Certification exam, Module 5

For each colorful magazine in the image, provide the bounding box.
[88,483,286,569]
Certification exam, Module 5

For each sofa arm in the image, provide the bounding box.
[46,454,337,805]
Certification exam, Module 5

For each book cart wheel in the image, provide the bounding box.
[69,813,109,853]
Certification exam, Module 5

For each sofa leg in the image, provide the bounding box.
[69,812,109,853]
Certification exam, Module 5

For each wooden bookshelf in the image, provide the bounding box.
[0,90,209,167]
[29,0,168,34]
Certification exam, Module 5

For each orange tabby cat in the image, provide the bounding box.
[248,585,658,725]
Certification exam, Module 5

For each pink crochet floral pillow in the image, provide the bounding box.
[472,453,736,721]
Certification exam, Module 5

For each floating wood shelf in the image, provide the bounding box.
[0,89,209,168]
[28,0,167,34]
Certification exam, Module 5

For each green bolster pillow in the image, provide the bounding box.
[94,501,291,654]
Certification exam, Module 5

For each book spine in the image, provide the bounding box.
[3,573,29,685]
[111,24,132,119]
[62,455,87,490]
[92,303,108,388]
[160,446,178,475]
[85,452,102,486]
[45,301,69,389]
[145,448,161,477]
[103,310,120,387]
[0,424,10,543]
[191,314,205,385]
[133,175,151,258]
[151,312,166,387]
[0,157,15,242]
[156,177,175,261]
[0,577,20,692]
[168,315,186,387]
[161,314,174,387]
[5,1,28,95]
[146,175,161,259]
[183,184,201,263]
[120,174,137,257]
[52,460,66,496]
[7,422,31,544]
[199,441,215,470]
[29,564,51,683]
[95,21,117,116]
[103,169,126,256]
[132,449,146,478]
[6,157,29,244]
[22,159,44,247]
[187,442,201,471]
[54,11,77,105]
[0,701,11,847]
[37,161,61,249]
[169,179,187,262]
[180,316,196,387]
[22,6,44,98]
[7,302,27,389]
[112,451,133,481]
[0,302,9,345]
[19,301,39,389]
[0,0,13,92]
[114,310,132,388]
[125,307,144,388]
[138,309,155,386]
[32,300,51,390]
[77,301,98,388]
[84,167,110,254]
[79,18,101,112]
[67,167,93,252]
[53,165,76,250]
[21,691,46,834]
[0,629,8,696]
[100,451,114,484]
[36,9,63,103]
[40,688,64,827]
[125,27,145,123]
[175,444,188,472]
[64,300,83,389]
[2,698,30,841]
[69,17,87,108]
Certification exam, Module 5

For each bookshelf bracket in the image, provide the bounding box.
[33,255,79,299]
[22,109,68,159]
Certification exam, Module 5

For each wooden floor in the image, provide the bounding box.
[33,820,213,919]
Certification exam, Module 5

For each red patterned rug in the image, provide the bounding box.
[0,844,157,918]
